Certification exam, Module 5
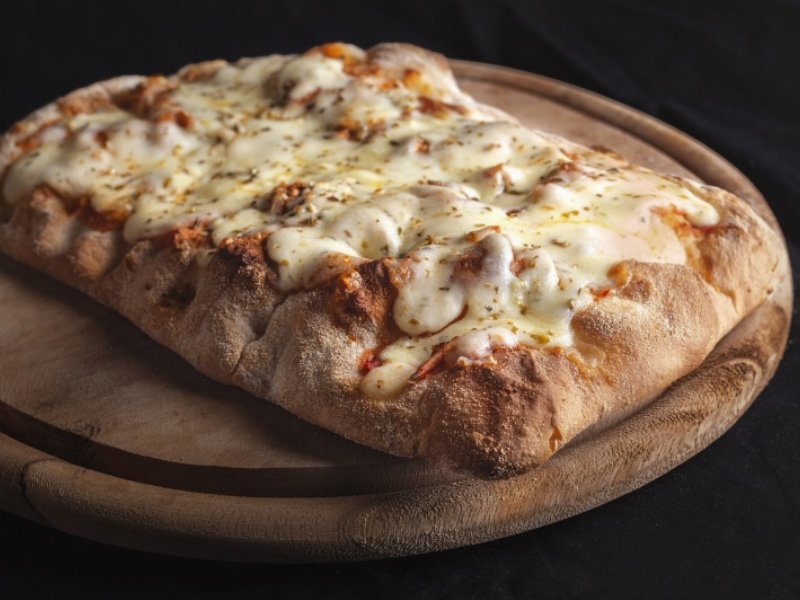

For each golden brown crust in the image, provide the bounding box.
[0,45,783,479]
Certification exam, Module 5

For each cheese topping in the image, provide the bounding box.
[1,44,720,399]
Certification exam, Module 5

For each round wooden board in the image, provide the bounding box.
[0,60,791,563]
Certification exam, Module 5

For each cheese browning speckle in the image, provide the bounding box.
[0,43,720,399]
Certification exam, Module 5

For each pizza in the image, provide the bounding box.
[0,43,781,478]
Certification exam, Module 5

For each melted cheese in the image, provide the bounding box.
[1,45,720,400]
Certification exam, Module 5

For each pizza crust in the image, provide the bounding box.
[0,45,783,478]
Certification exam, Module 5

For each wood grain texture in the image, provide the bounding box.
[0,60,791,562]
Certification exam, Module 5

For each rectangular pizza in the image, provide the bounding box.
[0,43,781,477]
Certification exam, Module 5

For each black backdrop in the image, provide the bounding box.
[1,2,798,598]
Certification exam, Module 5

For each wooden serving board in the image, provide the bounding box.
[0,61,791,562]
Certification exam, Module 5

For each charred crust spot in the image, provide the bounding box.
[378,79,400,91]
[331,117,384,142]
[264,181,311,215]
[414,138,430,154]
[152,221,211,251]
[542,161,576,183]
[366,43,449,76]
[652,205,730,240]
[483,164,510,188]
[343,62,381,78]
[386,256,413,289]
[590,144,624,160]
[452,245,487,280]
[177,60,226,83]
[293,88,321,107]
[332,259,401,334]
[378,79,400,92]
[417,96,468,118]
[306,43,380,77]
[607,262,630,287]
[13,118,63,153]
[267,77,296,107]
[219,235,267,265]
[652,206,732,286]
[94,130,109,148]
[332,117,361,141]
[510,252,527,276]
[57,91,113,118]
[328,44,378,75]
[560,149,579,161]
[157,109,193,129]
[402,68,424,91]
[466,225,500,244]
[310,42,359,65]
[14,134,41,154]
[48,191,129,232]
[83,207,130,231]
[589,286,611,301]
[113,76,176,118]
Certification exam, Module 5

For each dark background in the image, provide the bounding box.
[1,1,798,598]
